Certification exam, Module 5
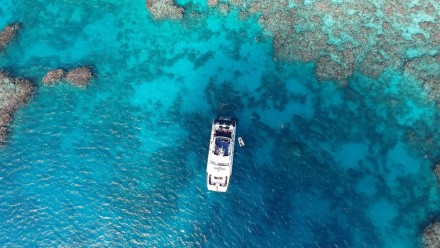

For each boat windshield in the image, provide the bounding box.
[214,129,232,138]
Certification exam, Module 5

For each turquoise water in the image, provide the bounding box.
[1,0,440,247]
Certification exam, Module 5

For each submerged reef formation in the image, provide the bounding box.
[219,3,230,15]
[423,221,440,248]
[65,67,93,87]
[403,55,440,103]
[434,164,440,183]
[208,0,219,8]
[215,0,440,94]
[0,72,34,146]
[146,0,184,20]
[42,67,93,87]
[0,24,19,51]
[314,52,354,87]
[42,69,65,85]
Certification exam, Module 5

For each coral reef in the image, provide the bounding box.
[238,10,250,21]
[208,0,219,8]
[189,11,202,19]
[423,221,440,248]
[65,67,93,87]
[0,23,20,51]
[424,166,440,247]
[229,0,242,7]
[219,3,230,15]
[42,67,93,87]
[42,69,65,85]
[146,0,184,20]
[434,164,440,182]
[403,55,440,102]
[315,55,352,86]
[231,0,440,102]
[0,71,35,146]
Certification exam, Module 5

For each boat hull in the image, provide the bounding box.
[206,117,236,192]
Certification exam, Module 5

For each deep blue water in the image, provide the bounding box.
[1,0,440,247]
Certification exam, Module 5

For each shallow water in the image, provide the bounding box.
[1,0,440,247]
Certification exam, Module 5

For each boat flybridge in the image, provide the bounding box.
[206,117,236,192]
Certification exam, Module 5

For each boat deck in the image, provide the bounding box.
[214,137,230,156]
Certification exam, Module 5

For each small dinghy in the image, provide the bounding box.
[238,137,245,147]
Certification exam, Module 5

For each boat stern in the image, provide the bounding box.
[206,171,230,192]
[207,183,229,192]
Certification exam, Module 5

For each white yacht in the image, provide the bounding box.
[206,117,236,192]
